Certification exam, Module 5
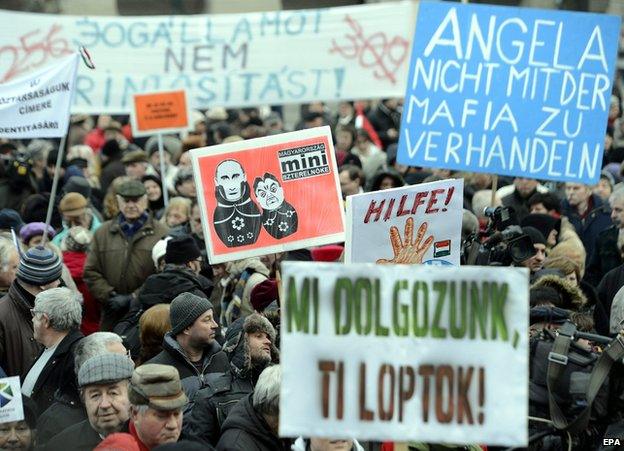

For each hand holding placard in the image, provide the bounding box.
[376,217,434,264]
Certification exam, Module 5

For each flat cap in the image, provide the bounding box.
[129,364,187,411]
[117,180,146,198]
[121,150,148,165]
[78,353,135,387]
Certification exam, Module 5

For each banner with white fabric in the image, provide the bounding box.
[0,53,78,138]
[0,2,415,113]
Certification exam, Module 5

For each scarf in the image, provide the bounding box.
[118,212,149,238]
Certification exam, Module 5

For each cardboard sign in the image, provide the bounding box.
[0,53,78,138]
[130,90,190,137]
[191,126,345,264]
[397,1,621,184]
[345,178,463,265]
[280,262,529,446]
[0,3,415,113]
[0,377,24,424]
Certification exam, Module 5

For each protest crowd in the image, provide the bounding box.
[2,0,624,450]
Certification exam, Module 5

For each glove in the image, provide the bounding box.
[108,293,133,313]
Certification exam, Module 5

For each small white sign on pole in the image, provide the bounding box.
[0,53,79,139]
[0,377,24,424]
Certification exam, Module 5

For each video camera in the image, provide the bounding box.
[462,206,536,266]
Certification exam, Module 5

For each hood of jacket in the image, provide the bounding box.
[226,258,270,278]
[220,393,280,449]
[531,274,587,310]
[138,266,213,310]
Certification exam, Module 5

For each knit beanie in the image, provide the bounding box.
[17,246,62,286]
[0,209,24,232]
[250,279,279,312]
[169,292,213,335]
[62,226,93,253]
[522,226,546,246]
[521,214,559,241]
[165,235,201,265]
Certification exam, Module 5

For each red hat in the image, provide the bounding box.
[250,278,279,312]
[310,245,344,262]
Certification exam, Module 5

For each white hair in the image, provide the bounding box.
[0,237,17,272]
[35,287,82,332]
[611,185,624,204]
[74,332,124,372]
[252,364,281,416]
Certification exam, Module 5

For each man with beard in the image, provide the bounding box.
[253,173,298,239]
[213,160,261,247]
[182,313,278,446]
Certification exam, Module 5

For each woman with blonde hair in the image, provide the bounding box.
[162,196,192,228]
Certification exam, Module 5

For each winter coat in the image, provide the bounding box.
[64,250,100,335]
[501,189,537,223]
[561,194,612,263]
[138,265,213,310]
[182,317,278,446]
[531,274,587,312]
[367,103,400,150]
[29,328,83,413]
[595,265,624,336]
[145,333,229,401]
[44,419,129,451]
[216,394,290,451]
[221,258,270,325]
[0,281,41,379]
[36,391,86,448]
[584,226,622,288]
[83,214,168,330]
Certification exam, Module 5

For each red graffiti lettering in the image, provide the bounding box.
[329,15,409,85]
[0,24,72,82]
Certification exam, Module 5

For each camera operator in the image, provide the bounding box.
[517,226,547,277]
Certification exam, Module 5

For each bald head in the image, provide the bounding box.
[215,159,247,201]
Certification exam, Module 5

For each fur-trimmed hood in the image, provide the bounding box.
[225,258,270,278]
[531,274,587,311]
[222,313,279,378]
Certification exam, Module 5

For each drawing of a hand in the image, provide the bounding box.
[376,217,434,265]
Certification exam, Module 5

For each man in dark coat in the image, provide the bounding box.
[22,287,83,413]
[145,293,229,401]
[216,365,290,451]
[561,182,612,263]
[35,332,128,448]
[0,246,62,379]
[44,353,134,451]
[366,99,401,150]
[501,177,540,223]
[183,313,279,446]
[585,187,624,287]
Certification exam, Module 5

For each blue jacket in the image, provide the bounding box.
[561,194,612,263]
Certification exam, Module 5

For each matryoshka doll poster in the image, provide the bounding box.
[190,126,345,264]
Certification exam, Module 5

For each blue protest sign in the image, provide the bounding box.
[397,1,621,184]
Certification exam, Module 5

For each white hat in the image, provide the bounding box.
[152,236,172,269]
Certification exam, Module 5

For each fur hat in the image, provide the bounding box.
[531,274,587,311]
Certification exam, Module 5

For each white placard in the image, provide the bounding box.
[345,178,463,265]
[280,262,529,446]
[0,53,78,138]
[0,377,24,424]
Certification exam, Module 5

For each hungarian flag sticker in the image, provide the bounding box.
[433,239,451,258]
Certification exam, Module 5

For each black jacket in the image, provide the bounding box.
[501,189,536,223]
[44,419,129,451]
[138,265,213,310]
[29,329,83,413]
[585,226,622,288]
[595,264,624,336]
[146,333,229,401]
[216,394,290,451]
[36,390,86,448]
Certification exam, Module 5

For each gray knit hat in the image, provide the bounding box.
[16,246,62,286]
[78,353,135,387]
[170,292,213,335]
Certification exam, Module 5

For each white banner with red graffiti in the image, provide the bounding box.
[0,2,415,113]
